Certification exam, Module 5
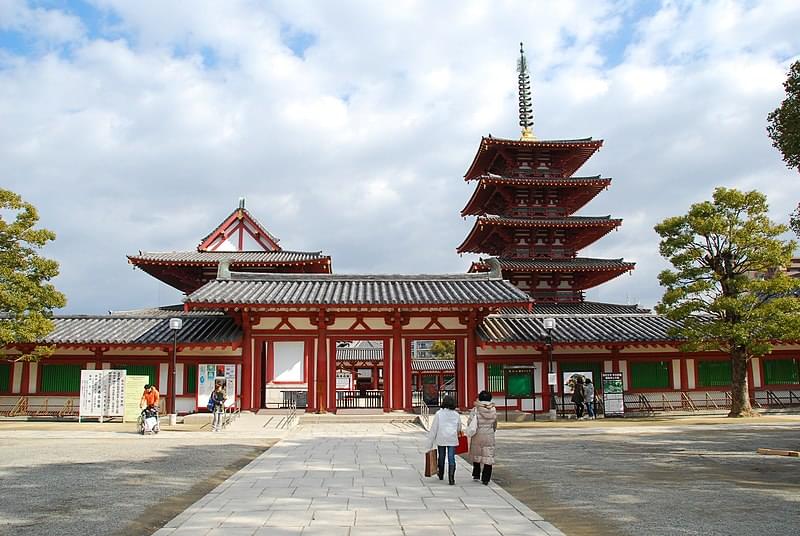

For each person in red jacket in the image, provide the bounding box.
[140,384,160,410]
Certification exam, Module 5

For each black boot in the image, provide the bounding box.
[481,464,493,485]
[472,463,481,480]
[437,460,444,481]
[448,465,456,485]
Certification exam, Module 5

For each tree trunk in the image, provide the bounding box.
[728,345,755,417]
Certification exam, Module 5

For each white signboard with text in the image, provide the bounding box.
[79,370,126,420]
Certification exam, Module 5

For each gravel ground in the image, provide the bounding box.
[491,421,800,536]
[0,426,276,536]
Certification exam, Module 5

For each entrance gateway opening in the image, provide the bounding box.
[260,338,458,413]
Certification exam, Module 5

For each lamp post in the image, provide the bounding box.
[543,317,557,420]
[168,317,183,425]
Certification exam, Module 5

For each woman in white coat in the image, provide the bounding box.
[425,395,462,485]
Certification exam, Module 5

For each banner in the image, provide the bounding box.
[602,372,625,417]
[79,370,126,420]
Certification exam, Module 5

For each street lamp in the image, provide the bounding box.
[543,317,557,420]
[168,317,183,425]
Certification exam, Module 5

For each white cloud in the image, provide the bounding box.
[1,0,799,313]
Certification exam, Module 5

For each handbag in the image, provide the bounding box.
[465,408,478,437]
[424,449,438,477]
[206,396,215,412]
[455,433,469,455]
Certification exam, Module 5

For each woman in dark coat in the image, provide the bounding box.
[468,390,497,485]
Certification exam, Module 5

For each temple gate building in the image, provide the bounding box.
[2,46,798,418]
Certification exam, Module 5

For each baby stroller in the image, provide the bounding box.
[137,406,160,435]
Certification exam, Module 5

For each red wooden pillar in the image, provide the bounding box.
[455,337,467,409]
[391,317,403,410]
[679,354,689,392]
[306,338,317,413]
[240,313,252,411]
[316,310,329,413]
[328,339,337,412]
[466,313,478,408]
[404,339,413,411]
[383,335,392,412]
[253,335,263,410]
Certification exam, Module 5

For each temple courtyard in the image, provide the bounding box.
[0,416,798,536]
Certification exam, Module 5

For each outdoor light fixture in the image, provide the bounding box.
[168,317,183,424]
[543,317,557,419]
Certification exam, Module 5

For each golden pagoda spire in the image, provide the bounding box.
[517,42,535,140]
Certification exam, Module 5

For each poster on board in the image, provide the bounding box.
[123,375,150,422]
[562,371,594,394]
[602,372,625,417]
[197,364,237,409]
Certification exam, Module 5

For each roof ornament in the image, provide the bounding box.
[485,257,502,279]
[517,42,535,141]
[217,258,231,280]
[238,197,246,209]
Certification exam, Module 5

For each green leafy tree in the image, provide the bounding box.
[790,203,800,238]
[430,340,455,359]
[1,189,66,361]
[767,60,800,171]
[655,187,800,417]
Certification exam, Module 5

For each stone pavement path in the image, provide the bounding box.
[154,421,564,536]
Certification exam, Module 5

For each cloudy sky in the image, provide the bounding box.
[1,0,798,314]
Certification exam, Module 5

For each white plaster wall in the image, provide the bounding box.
[159,364,169,394]
[686,359,695,389]
[672,359,681,389]
[176,364,185,396]
[28,362,37,394]
[254,317,281,330]
[363,317,387,330]
[620,360,628,389]
[102,363,111,370]
[438,317,464,329]
[85,363,96,370]
[477,362,486,392]
[478,347,542,356]
[330,316,357,330]
[604,360,613,373]
[273,342,305,382]
[751,357,761,388]
[177,397,196,414]
[12,362,23,393]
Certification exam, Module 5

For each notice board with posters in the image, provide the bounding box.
[197,364,237,409]
[79,370,126,421]
[504,366,535,398]
[602,372,625,417]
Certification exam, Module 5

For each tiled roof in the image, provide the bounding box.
[41,315,241,345]
[477,215,621,227]
[336,347,384,361]
[474,174,610,186]
[473,258,635,272]
[186,273,533,308]
[412,359,454,371]
[129,250,329,265]
[478,313,681,344]
[109,305,223,317]
[520,302,651,315]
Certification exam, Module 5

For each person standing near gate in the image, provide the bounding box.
[584,378,595,419]
[469,390,497,485]
[210,382,227,432]
[425,395,462,485]
[572,376,585,419]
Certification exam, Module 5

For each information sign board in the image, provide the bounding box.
[123,375,149,422]
[602,372,625,417]
[79,370,127,421]
[197,364,237,409]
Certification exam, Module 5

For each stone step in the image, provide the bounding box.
[299,411,421,425]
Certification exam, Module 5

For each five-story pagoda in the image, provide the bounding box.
[458,44,634,303]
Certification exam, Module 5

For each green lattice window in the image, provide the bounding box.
[630,361,670,389]
[113,364,157,386]
[487,364,504,392]
[697,360,731,387]
[40,364,81,393]
[0,363,10,393]
[185,364,198,394]
[763,358,800,385]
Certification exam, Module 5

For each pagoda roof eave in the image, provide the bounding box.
[464,136,603,181]
[469,257,636,273]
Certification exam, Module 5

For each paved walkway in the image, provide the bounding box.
[155,422,564,536]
